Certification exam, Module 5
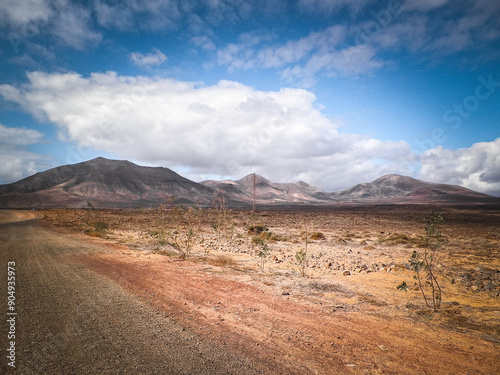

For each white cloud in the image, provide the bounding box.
[0,71,415,191]
[420,139,500,196]
[0,123,46,184]
[0,153,44,184]
[217,25,385,83]
[0,0,52,28]
[93,1,134,31]
[216,1,500,83]
[123,0,182,31]
[0,123,44,145]
[281,44,384,87]
[50,1,102,49]
[129,48,167,67]
[397,0,500,57]
[298,0,375,15]
[0,0,101,50]
[190,35,216,51]
[402,0,449,12]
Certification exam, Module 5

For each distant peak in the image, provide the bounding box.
[373,174,417,182]
[86,156,115,164]
[238,173,268,183]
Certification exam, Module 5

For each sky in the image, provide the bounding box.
[0,0,499,196]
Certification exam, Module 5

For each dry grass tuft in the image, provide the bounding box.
[310,232,326,240]
[208,254,237,267]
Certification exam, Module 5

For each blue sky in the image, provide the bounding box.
[0,0,499,195]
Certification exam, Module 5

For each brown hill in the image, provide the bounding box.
[0,158,498,208]
[201,174,331,204]
[329,174,497,205]
[0,157,214,208]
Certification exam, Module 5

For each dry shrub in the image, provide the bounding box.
[310,232,326,240]
[85,230,104,238]
[259,231,286,242]
[209,254,237,267]
[379,232,421,247]
[248,225,268,235]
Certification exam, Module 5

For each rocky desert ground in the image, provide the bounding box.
[37,204,500,374]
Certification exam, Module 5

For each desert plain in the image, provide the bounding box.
[29,204,498,374]
[1,204,498,374]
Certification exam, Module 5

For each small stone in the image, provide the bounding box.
[343,270,351,276]
[485,283,495,291]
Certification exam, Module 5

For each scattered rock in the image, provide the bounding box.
[484,283,495,291]
[378,345,389,352]
[343,270,351,276]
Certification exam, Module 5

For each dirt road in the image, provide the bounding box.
[0,211,260,374]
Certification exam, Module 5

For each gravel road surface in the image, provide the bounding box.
[0,211,261,374]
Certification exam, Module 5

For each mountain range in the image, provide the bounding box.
[0,157,498,208]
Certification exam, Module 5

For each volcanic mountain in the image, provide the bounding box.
[201,174,331,204]
[0,157,215,208]
[0,157,498,208]
[329,174,497,205]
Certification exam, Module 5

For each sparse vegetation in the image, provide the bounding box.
[257,243,270,272]
[208,254,237,267]
[165,204,203,259]
[295,227,309,277]
[309,231,326,240]
[248,224,268,235]
[404,211,445,311]
[210,191,233,240]
[83,201,109,237]
[44,207,500,316]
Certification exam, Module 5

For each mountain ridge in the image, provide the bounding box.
[0,157,498,208]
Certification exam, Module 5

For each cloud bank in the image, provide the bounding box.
[0,71,498,195]
[0,123,46,183]
[420,139,500,197]
[0,71,415,191]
